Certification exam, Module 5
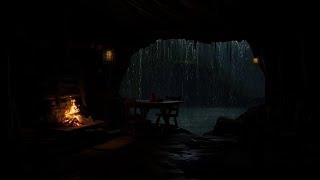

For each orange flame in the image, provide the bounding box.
[63,98,83,127]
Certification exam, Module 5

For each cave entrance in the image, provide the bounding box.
[120,39,265,135]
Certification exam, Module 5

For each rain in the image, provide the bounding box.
[121,39,265,135]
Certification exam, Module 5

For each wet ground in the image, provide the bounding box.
[8,124,254,179]
[147,107,248,135]
[8,123,320,179]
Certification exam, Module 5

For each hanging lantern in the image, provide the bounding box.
[253,57,259,64]
[103,49,114,63]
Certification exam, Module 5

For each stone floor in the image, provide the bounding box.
[7,124,320,179]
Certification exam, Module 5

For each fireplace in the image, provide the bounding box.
[47,96,93,127]
[41,77,105,131]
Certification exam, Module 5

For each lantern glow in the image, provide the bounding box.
[105,50,113,61]
[253,57,259,64]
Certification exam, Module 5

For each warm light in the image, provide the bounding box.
[50,97,93,127]
[63,98,83,127]
[253,57,259,64]
[105,50,113,62]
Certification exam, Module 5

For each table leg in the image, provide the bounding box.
[162,108,172,135]
[139,107,149,119]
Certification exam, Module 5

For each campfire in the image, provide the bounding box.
[63,98,83,126]
[49,97,93,127]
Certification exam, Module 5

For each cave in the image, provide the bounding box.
[5,1,320,178]
[121,39,265,135]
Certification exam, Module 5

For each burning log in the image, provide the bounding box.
[49,97,93,127]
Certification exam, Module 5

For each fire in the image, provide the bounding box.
[63,98,83,127]
[48,96,93,127]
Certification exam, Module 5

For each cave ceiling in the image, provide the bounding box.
[10,0,309,49]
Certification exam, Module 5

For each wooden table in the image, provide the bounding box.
[135,100,183,131]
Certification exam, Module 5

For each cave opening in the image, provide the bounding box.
[120,39,265,135]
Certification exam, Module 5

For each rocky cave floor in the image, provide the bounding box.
[7,123,320,179]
